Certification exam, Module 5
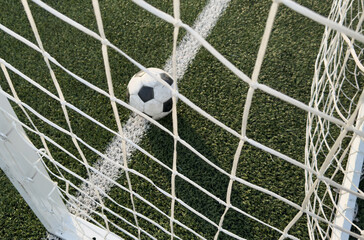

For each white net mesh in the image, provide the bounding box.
[306,0,364,239]
[0,0,363,239]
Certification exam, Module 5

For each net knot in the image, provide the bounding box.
[37,148,47,156]
[240,135,247,141]
[316,174,323,180]
[15,98,22,105]
[249,82,258,90]
[42,51,51,60]
[172,90,179,98]
[173,19,182,28]
[282,233,289,239]
[101,38,110,46]
[173,135,180,141]
[110,96,117,102]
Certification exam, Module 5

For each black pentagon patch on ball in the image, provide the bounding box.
[160,73,173,85]
[163,98,173,112]
[138,86,154,102]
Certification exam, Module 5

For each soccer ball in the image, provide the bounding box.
[127,68,176,120]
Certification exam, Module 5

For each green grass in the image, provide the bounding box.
[0,0,363,239]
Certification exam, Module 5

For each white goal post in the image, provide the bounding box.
[0,85,122,240]
[0,0,364,239]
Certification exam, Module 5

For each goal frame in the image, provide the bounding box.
[0,0,363,239]
[331,102,364,240]
[0,86,121,240]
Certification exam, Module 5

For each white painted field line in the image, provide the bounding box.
[75,0,231,214]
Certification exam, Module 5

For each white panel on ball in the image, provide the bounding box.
[144,99,163,118]
[129,94,145,112]
[154,85,173,103]
[127,77,144,95]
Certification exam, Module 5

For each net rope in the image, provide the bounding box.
[305,0,364,239]
[0,0,363,239]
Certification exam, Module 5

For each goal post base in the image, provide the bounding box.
[54,216,122,240]
[0,88,122,240]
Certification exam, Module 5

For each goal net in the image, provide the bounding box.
[306,0,364,239]
[0,0,363,239]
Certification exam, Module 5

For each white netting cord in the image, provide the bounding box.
[1,0,364,239]
[305,0,364,239]
[25,0,364,139]
[0,101,175,239]
[20,0,112,232]
[2,70,358,239]
[0,62,305,240]
[169,0,181,238]
[214,2,280,239]
[91,0,141,238]
[0,63,88,233]
[0,83,246,239]
[0,63,67,183]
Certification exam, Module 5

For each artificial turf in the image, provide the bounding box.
[0,0,363,239]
